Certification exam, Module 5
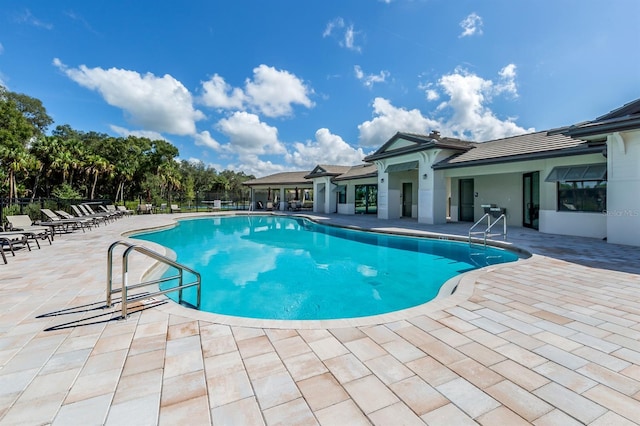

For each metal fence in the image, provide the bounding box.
[1,193,252,229]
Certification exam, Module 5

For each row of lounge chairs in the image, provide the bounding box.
[1,204,131,264]
[1,215,52,264]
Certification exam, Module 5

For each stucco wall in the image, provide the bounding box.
[606,130,640,246]
[539,210,607,239]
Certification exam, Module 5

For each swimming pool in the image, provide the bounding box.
[132,215,519,320]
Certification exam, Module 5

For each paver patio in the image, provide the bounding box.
[1,212,639,425]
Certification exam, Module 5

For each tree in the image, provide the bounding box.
[3,88,53,136]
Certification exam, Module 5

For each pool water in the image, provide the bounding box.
[132,215,518,320]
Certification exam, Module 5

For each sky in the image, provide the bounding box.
[1,1,638,177]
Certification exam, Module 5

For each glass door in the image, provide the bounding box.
[523,171,540,229]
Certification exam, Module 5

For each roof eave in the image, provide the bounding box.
[564,117,640,138]
[433,145,605,170]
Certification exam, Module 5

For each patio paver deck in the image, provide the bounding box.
[1,212,639,425]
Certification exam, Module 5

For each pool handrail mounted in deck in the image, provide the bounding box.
[468,212,508,246]
[106,241,201,318]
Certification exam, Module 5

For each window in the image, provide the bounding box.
[546,164,607,213]
[558,181,606,212]
[337,186,346,204]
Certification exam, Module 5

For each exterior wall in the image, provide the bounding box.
[445,153,607,237]
[335,177,378,215]
[606,130,640,246]
[539,210,606,239]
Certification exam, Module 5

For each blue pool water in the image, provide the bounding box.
[132,215,519,320]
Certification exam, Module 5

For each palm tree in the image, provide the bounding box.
[86,154,113,200]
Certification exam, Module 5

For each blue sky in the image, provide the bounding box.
[1,1,638,177]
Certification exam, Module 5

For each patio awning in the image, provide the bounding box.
[385,161,419,173]
[545,163,607,182]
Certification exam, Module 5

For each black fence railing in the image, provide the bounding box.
[1,193,253,228]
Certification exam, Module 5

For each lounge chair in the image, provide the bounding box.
[98,205,123,218]
[40,208,92,233]
[5,215,53,241]
[76,204,114,223]
[116,205,134,216]
[83,204,119,221]
[106,204,129,217]
[170,204,181,213]
[70,205,108,226]
[0,233,32,264]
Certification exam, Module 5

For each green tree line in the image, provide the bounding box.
[0,86,254,206]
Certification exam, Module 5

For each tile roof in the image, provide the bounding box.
[333,163,377,181]
[243,171,312,186]
[434,131,590,168]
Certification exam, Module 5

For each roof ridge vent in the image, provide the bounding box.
[429,130,441,139]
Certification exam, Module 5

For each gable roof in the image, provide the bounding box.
[563,98,640,138]
[304,164,352,179]
[364,131,472,162]
[433,131,597,169]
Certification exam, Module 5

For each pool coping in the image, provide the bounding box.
[124,212,534,329]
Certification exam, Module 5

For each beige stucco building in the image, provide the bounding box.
[245,99,640,247]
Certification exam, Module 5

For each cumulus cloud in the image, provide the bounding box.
[323,17,362,52]
[358,98,440,147]
[200,65,313,118]
[359,65,533,146]
[354,65,390,88]
[200,73,245,109]
[436,65,531,140]
[194,130,221,151]
[215,111,286,157]
[53,58,205,135]
[459,12,483,38]
[286,128,367,169]
[245,65,314,117]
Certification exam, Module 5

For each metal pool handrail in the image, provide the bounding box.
[106,241,201,318]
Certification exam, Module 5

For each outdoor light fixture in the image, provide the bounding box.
[380,178,385,183]
[423,173,428,179]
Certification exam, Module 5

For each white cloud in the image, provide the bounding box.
[200,73,245,109]
[109,125,166,141]
[496,64,518,96]
[436,65,531,140]
[216,111,286,157]
[426,89,439,101]
[285,128,367,169]
[323,17,344,38]
[194,130,221,151]
[354,65,390,88]
[199,65,314,118]
[231,155,288,178]
[245,65,314,117]
[17,9,53,30]
[459,12,483,38]
[53,58,205,135]
[358,98,440,147]
[323,17,362,52]
[359,65,533,147]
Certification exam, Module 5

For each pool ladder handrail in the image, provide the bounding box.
[106,241,201,318]
[468,213,507,246]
